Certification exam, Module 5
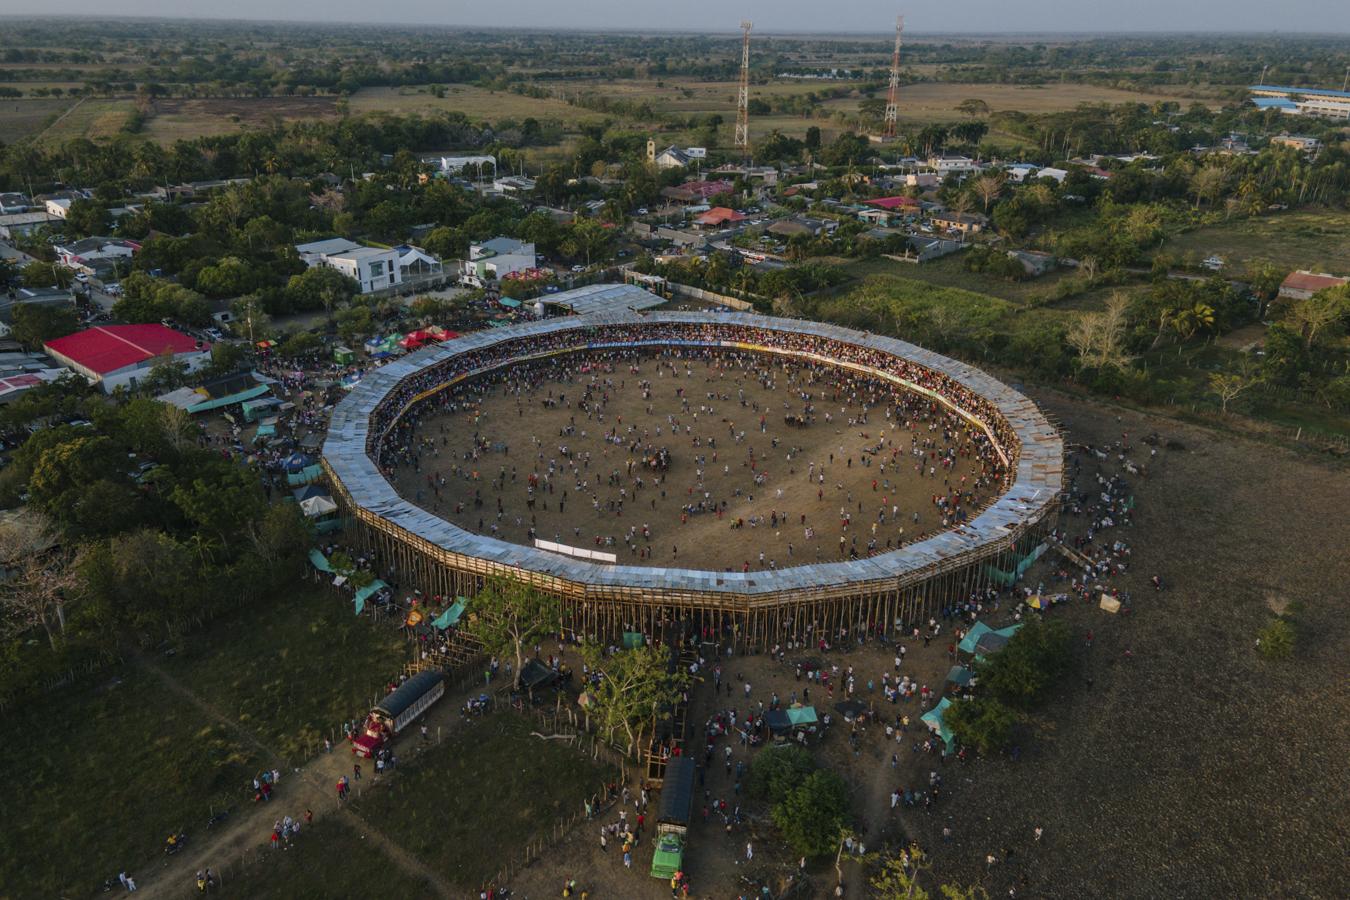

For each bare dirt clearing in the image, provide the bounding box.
[389,349,990,572]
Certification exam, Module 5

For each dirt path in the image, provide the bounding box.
[129,654,469,898]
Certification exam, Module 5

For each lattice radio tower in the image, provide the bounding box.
[883,15,904,138]
[735,20,753,152]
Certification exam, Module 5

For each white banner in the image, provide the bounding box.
[535,539,618,564]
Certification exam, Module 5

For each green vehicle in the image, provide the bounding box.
[650,756,695,880]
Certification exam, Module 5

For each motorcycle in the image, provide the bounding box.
[163,831,187,856]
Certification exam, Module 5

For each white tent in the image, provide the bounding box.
[299,495,339,517]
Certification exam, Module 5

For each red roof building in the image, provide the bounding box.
[1278,269,1348,301]
[693,207,748,228]
[45,324,211,393]
[865,196,921,210]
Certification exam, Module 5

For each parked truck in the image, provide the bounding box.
[649,755,695,880]
[351,670,445,758]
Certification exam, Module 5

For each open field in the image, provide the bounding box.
[350,710,615,889]
[38,96,135,142]
[904,389,1350,899]
[350,84,607,126]
[0,585,405,897]
[157,586,405,763]
[142,96,339,143]
[838,254,1080,306]
[389,347,989,571]
[1,662,265,896]
[1162,209,1350,274]
[0,96,73,140]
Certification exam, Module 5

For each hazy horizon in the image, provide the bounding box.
[1,2,1349,36]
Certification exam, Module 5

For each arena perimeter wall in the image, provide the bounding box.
[323,310,1062,644]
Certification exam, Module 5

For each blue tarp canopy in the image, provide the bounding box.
[959,621,1023,659]
[294,484,328,502]
[497,297,522,308]
[353,579,388,615]
[920,696,956,751]
[946,665,974,687]
[282,452,315,473]
[785,706,818,726]
[252,423,276,442]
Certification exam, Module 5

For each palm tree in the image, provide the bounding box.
[1170,302,1216,342]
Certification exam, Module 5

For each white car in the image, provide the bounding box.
[571,265,585,272]
[74,272,88,282]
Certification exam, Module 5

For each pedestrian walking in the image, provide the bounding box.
[746,842,753,861]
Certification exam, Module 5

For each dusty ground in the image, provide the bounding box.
[508,636,958,900]
[389,349,989,572]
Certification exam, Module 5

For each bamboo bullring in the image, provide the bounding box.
[322,308,1063,648]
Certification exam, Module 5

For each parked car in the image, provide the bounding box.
[571,264,585,272]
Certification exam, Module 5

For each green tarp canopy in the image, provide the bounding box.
[253,423,276,442]
[946,665,973,687]
[985,543,1049,586]
[958,622,994,655]
[308,548,333,572]
[352,579,387,615]
[333,345,355,364]
[786,706,818,726]
[431,599,467,629]
[287,464,324,486]
[920,696,956,751]
[498,297,522,308]
[313,517,345,534]
[622,631,645,649]
[187,383,271,414]
[959,621,1023,659]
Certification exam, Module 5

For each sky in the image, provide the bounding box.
[2,1,1349,34]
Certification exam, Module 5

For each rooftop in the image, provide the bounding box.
[44,324,205,376]
[1250,84,1350,100]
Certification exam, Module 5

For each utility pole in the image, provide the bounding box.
[735,21,753,154]
[884,15,904,139]
[1259,64,1269,86]
[1343,65,1349,93]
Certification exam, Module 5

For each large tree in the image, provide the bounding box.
[468,576,561,690]
[579,641,688,757]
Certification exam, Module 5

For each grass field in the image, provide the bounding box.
[38,96,136,142]
[839,253,1078,306]
[0,96,72,140]
[157,586,406,763]
[350,84,606,126]
[1,664,264,896]
[350,711,615,889]
[1,584,406,897]
[1162,209,1350,274]
[143,96,339,143]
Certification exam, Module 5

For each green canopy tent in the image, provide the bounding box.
[287,464,325,486]
[308,548,333,573]
[186,383,271,414]
[352,579,387,615]
[498,297,522,309]
[920,696,956,752]
[621,631,645,649]
[946,665,974,688]
[958,622,994,655]
[785,706,818,727]
[431,599,468,630]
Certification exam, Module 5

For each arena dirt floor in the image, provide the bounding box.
[389,349,993,572]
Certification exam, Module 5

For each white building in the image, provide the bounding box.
[927,155,980,177]
[295,238,404,294]
[460,237,537,286]
[1250,85,1350,120]
[45,198,72,219]
[322,247,402,294]
[54,237,138,272]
